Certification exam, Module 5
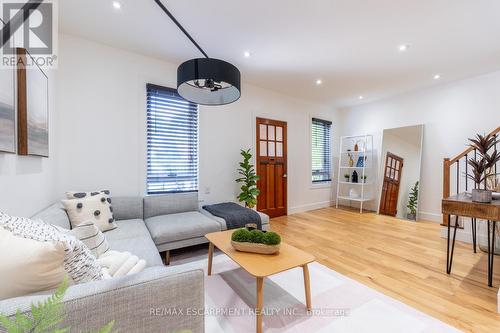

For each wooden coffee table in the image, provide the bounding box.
[205,230,315,333]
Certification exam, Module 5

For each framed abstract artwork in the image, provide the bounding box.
[0,63,15,153]
[17,48,49,157]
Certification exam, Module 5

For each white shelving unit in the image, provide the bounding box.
[335,134,374,213]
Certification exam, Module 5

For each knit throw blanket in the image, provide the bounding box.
[203,202,262,230]
[98,251,147,278]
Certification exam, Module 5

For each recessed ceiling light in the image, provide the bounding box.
[358,95,364,100]
[315,79,322,85]
[399,44,410,52]
[433,74,441,80]
[243,51,251,58]
[112,1,121,9]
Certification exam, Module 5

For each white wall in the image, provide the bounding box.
[0,70,58,217]
[56,34,340,213]
[380,131,422,219]
[340,70,500,222]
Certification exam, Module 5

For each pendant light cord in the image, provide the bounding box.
[153,0,209,58]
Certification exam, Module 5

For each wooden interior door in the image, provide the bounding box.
[256,118,287,218]
[379,152,404,217]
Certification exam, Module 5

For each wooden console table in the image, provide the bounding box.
[442,193,499,287]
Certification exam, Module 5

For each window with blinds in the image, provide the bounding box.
[311,118,332,183]
[146,84,199,194]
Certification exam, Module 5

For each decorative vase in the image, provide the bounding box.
[348,154,354,167]
[471,189,492,203]
[351,170,358,183]
[354,143,359,151]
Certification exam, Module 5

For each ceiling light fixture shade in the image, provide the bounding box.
[177,58,241,105]
[153,0,241,106]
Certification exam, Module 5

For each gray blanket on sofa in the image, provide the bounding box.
[202,202,262,230]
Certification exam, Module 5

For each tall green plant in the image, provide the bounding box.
[236,149,260,208]
[0,278,114,333]
[407,181,419,215]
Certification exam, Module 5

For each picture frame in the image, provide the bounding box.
[16,48,49,157]
[0,19,16,154]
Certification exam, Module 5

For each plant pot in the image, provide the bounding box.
[471,189,492,203]
[231,241,280,255]
[406,213,416,221]
[344,178,350,182]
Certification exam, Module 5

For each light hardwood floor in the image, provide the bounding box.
[269,207,500,333]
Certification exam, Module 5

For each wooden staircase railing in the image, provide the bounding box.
[442,126,500,225]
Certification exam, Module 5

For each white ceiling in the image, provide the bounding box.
[60,0,500,108]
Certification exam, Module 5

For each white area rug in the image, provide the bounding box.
[173,254,461,333]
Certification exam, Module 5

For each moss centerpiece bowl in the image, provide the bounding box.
[231,228,281,255]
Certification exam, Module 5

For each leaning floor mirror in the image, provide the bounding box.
[378,125,424,221]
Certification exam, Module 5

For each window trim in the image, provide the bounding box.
[311,117,333,185]
[146,83,199,195]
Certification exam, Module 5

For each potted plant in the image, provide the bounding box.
[344,173,350,182]
[0,279,114,332]
[362,175,367,183]
[236,149,260,208]
[231,228,281,254]
[407,181,419,221]
[467,134,500,202]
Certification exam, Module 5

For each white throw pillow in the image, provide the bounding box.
[68,221,110,258]
[0,213,103,300]
[65,190,111,199]
[0,227,67,299]
[65,189,115,222]
[62,194,117,232]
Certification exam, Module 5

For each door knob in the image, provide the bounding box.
[283,174,287,178]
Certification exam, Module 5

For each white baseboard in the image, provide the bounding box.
[288,201,333,215]
[439,225,478,243]
[439,218,491,245]
[418,211,442,223]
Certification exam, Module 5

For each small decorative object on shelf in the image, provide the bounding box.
[467,133,500,203]
[349,188,360,199]
[231,227,281,254]
[354,143,359,151]
[356,155,367,167]
[407,181,419,221]
[351,170,359,183]
[348,153,354,167]
[344,173,350,182]
[362,175,367,183]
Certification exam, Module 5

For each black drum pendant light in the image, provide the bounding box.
[153,0,241,105]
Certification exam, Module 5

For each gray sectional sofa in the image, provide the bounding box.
[0,192,269,333]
